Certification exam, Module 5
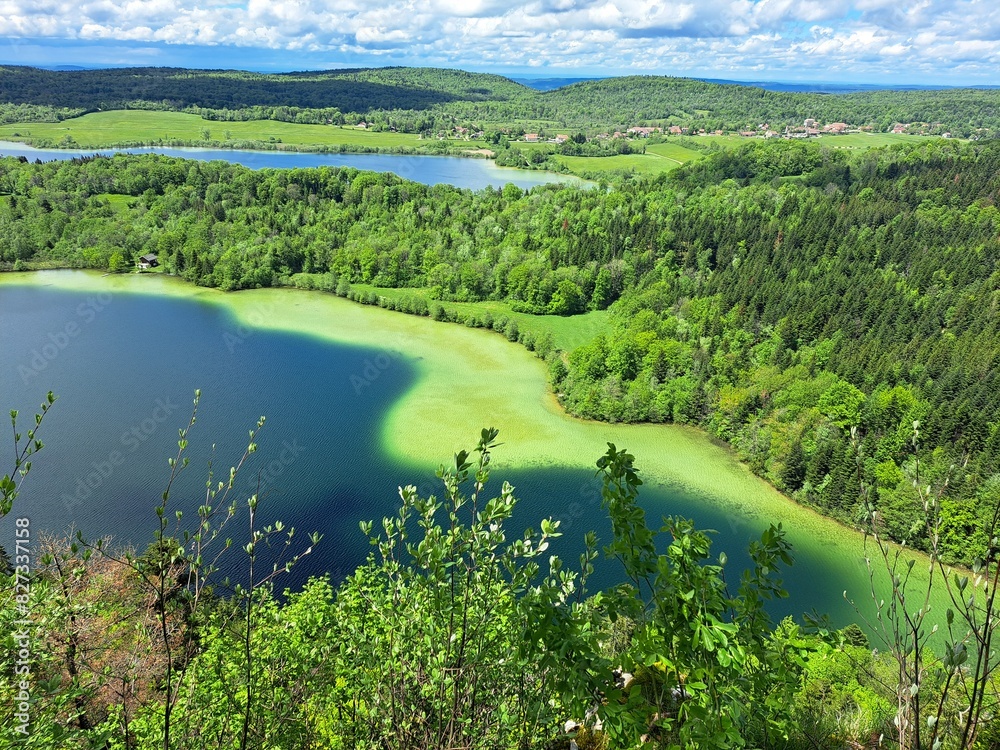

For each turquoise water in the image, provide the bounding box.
[0,140,583,191]
[0,283,862,623]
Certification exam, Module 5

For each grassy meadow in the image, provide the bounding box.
[554,152,684,175]
[0,110,488,151]
[348,282,611,350]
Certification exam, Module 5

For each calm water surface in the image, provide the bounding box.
[0,140,583,191]
[0,283,861,624]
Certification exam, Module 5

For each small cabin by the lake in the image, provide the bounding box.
[137,253,158,270]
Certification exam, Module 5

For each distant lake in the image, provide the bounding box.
[0,271,912,629]
[0,141,584,191]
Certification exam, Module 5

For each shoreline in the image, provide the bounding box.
[0,268,958,638]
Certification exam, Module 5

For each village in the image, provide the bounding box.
[509,118,954,144]
[349,117,956,145]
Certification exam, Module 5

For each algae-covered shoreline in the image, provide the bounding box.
[0,269,955,635]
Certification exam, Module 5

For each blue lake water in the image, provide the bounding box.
[0,141,584,191]
[0,282,863,625]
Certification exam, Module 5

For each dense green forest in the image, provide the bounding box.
[0,66,529,113]
[4,139,1000,567]
[1,65,1000,136]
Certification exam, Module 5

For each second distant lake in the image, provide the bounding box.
[0,141,585,191]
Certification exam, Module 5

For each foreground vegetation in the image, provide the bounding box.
[3,401,1000,749]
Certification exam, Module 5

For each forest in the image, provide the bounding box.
[1,64,1000,136]
[5,136,1000,747]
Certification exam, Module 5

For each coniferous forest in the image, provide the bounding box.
[5,129,1000,747]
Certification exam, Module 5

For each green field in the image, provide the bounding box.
[643,141,703,163]
[349,282,610,350]
[554,153,686,175]
[0,110,486,150]
[817,131,938,149]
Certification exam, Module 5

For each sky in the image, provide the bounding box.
[1,0,999,85]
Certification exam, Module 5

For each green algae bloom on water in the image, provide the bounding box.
[0,270,947,633]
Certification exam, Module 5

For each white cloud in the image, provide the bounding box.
[1,0,1000,81]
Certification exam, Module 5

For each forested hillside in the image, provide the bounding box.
[1,64,1000,135]
[3,139,1000,565]
[535,77,1000,135]
[0,65,532,120]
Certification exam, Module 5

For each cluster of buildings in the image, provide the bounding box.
[523,133,570,144]
[510,117,958,145]
[736,119,857,139]
[520,125,687,143]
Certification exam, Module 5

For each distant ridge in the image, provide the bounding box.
[1,65,999,135]
[511,77,601,91]
[696,77,1000,93]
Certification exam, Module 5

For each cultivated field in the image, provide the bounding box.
[0,110,486,150]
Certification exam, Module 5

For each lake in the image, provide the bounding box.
[0,141,584,191]
[0,271,919,629]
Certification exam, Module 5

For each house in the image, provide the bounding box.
[553,134,570,144]
[524,133,539,142]
[891,123,908,134]
[626,126,660,137]
[668,125,683,135]
[137,253,158,270]
[804,118,817,128]
[823,122,849,133]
